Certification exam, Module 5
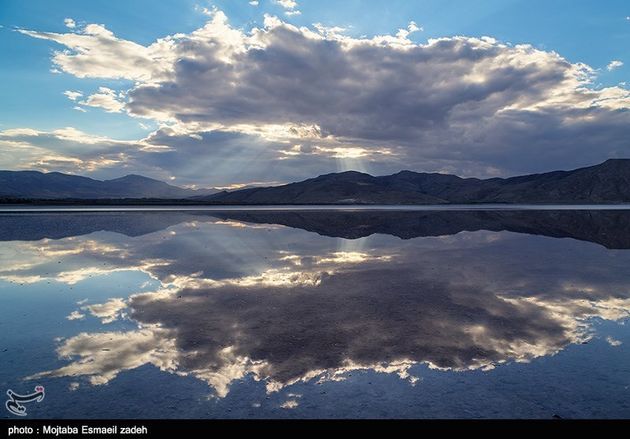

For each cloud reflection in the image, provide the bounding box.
[3,213,628,397]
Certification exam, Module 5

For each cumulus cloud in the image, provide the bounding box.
[83,297,127,323]
[64,18,76,29]
[396,21,423,39]
[79,87,126,112]
[18,23,176,82]
[27,328,179,386]
[15,9,630,182]
[66,310,85,320]
[275,0,300,15]
[607,60,624,71]
[63,90,83,101]
[276,0,297,7]
[280,400,300,409]
[606,336,622,347]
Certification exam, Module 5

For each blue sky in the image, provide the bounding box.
[0,1,629,186]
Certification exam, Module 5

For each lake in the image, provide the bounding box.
[1,207,629,419]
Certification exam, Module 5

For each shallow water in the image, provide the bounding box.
[1,209,629,419]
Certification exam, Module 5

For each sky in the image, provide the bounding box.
[0,0,629,188]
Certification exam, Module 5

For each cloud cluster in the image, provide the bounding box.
[0,128,131,175]
[0,127,178,180]
[15,9,630,183]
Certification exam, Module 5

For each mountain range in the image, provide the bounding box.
[0,171,217,200]
[2,159,630,204]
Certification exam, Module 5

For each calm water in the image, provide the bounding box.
[1,208,629,419]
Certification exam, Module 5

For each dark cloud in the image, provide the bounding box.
[18,10,630,182]
[126,14,630,176]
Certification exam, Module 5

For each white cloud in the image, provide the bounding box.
[18,24,176,82]
[280,400,299,409]
[607,60,624,71]
[64,18,76,29]
[606,336,622,347]
[63,90,83,101]
[396,21,423,39]
[408,21,422,32]
[274,0,300,16]
[83,298,127,323]
[79,87,125,113]
[249,1,259,5]
[276,0,297,9]
[27,328,179,386]
[66,310,85,320]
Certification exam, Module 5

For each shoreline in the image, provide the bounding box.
[3,204,630,212]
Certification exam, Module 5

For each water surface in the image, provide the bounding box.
[1,209,629,419]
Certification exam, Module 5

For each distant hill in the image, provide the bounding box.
[0,171,217,199]
[201,159,630,205]
[199,171,447,205]
[2,159,630,203]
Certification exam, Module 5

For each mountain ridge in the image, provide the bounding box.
[2,159,630,203]
[201,159,630,205]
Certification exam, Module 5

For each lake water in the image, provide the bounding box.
[1,208,629,419]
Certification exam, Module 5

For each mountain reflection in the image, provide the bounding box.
[2,211,629,397]
[3,209,630,248]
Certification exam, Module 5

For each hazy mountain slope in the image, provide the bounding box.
[0,171,217,199]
